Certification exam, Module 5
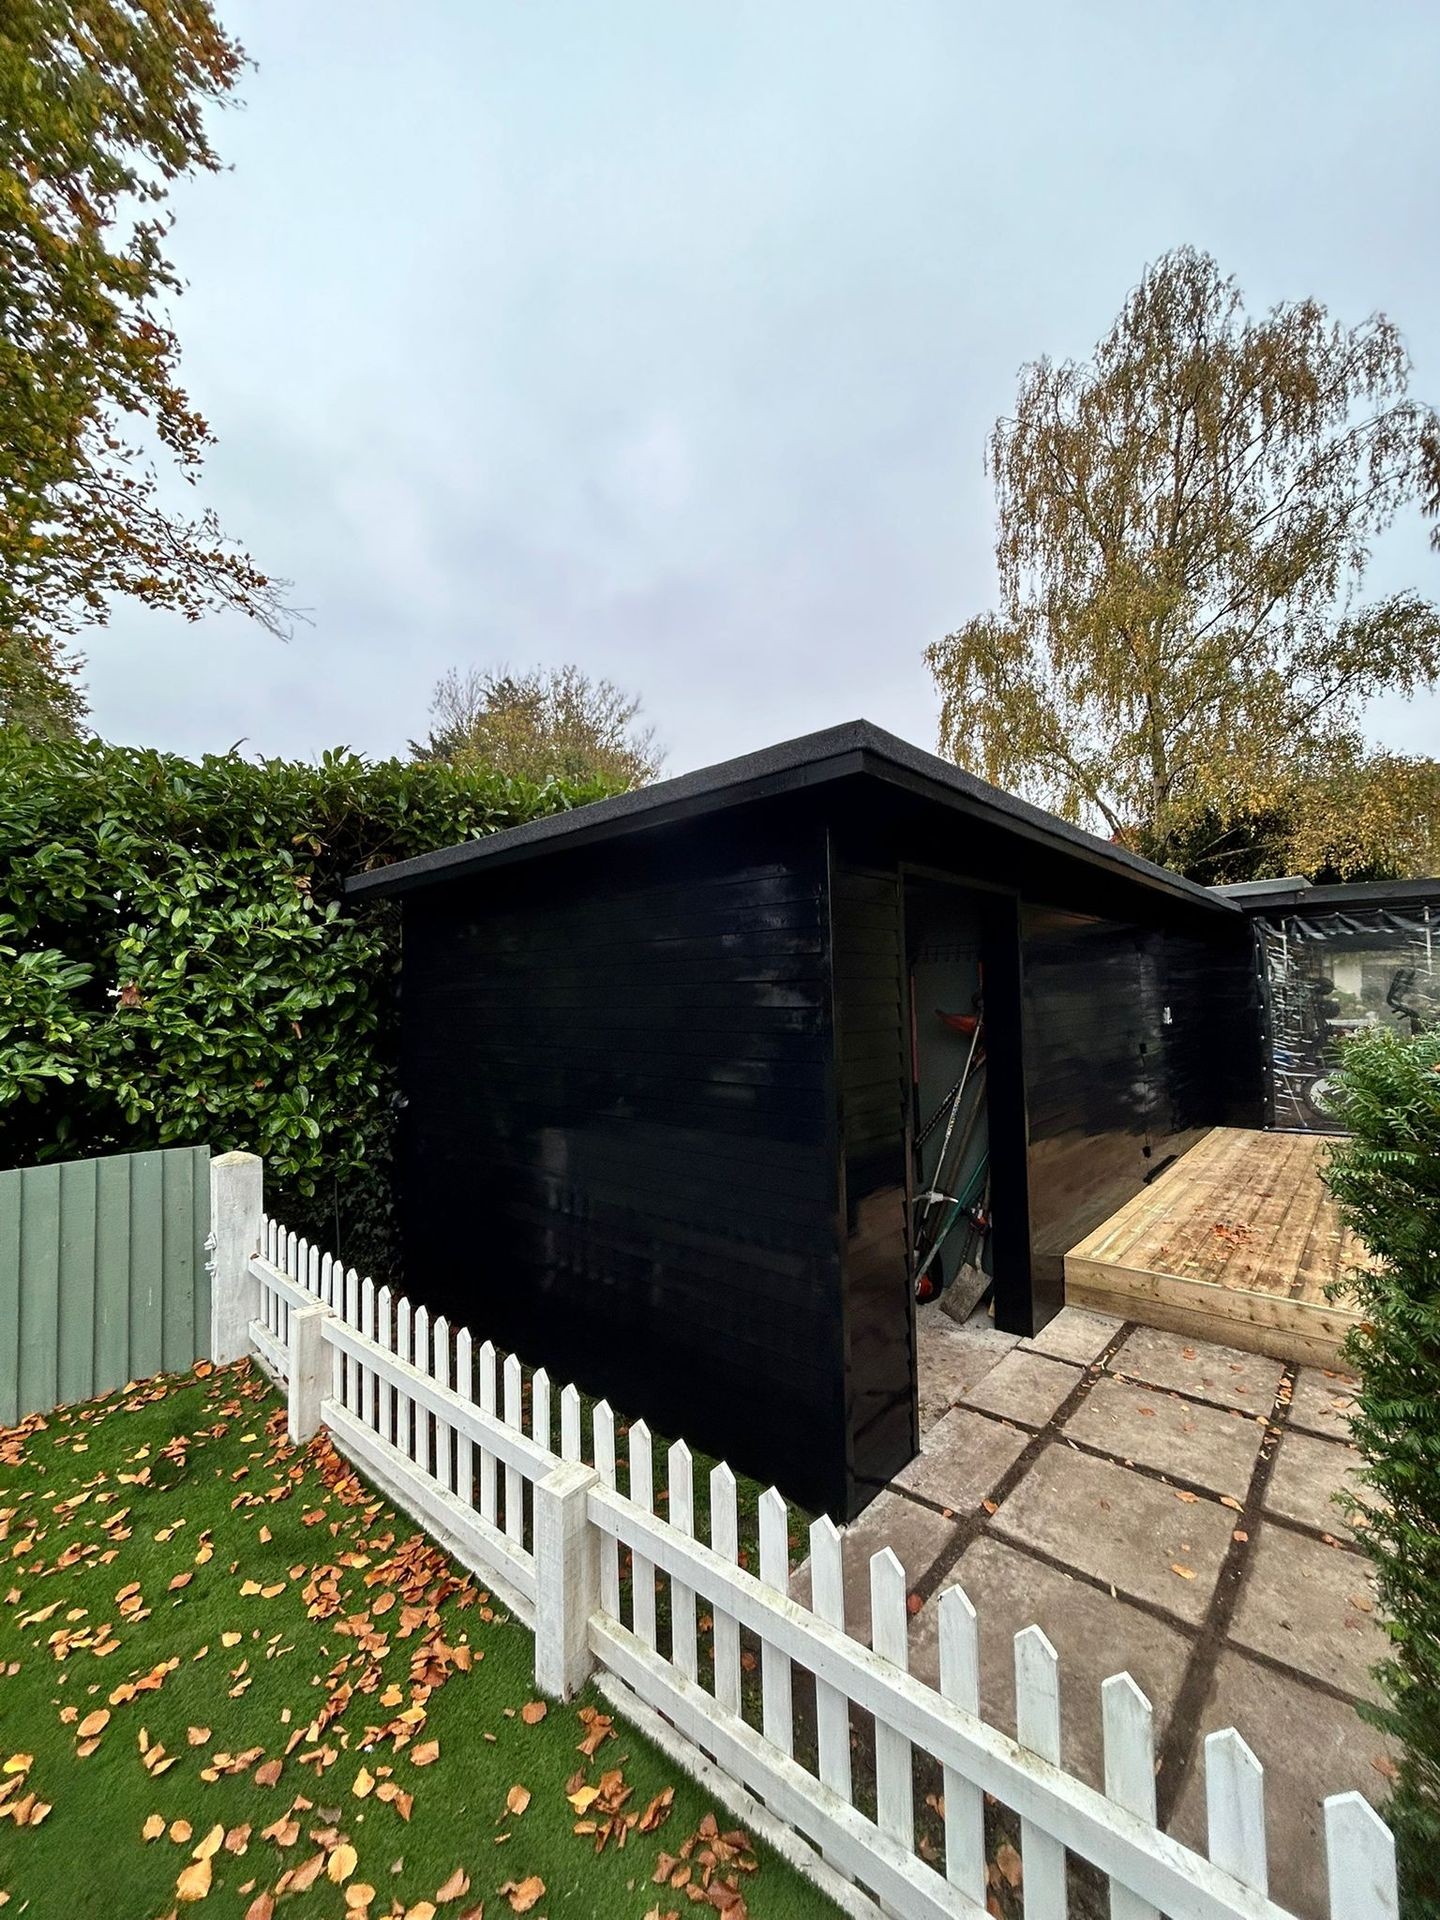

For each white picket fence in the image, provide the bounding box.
[210,1154,1398,1920]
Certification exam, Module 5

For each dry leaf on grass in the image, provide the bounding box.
[436,1866,470,1899]
[410,1739,440,1767]
[328,1842,358,1883]
[518,1701,546,1725]
[504,1785,530,1818]
[499,1877,545,1913]
[175,1856,213,1901]
[243,1895,274,1920]
[142,1813,165,1841]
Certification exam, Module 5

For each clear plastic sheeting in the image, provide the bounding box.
[1260,902,1438,1129]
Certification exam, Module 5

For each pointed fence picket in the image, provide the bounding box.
[709,1463,742,1719]
[629,1421,657,1651]
[235,1209,1399,1920]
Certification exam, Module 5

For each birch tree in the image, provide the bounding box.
[926,248,1440,869]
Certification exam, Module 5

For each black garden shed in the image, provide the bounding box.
[347,722,1260,1517]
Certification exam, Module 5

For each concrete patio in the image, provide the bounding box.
[797,1302,1391,1918]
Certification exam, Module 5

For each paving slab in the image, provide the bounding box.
[1167,1649,1397,1920]
[1063,1375,1263,1499]
[892,1406,1030,1511]
[1019,1305,1123,1366]
[990,1443,1233,1624]
[790,1490,962,1645]
[1286,1366,1358,1441]
[917,1321,1015,1430]
[1264,1427,1379,1536]
[1111,1324,1285,1413]
[909,1535,1193,1789]
[1228,1527,1384,1697]
[960,1350,1081,1428]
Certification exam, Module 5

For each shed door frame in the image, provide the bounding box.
[898,863,1035,1336]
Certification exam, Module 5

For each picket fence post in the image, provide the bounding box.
[532,1459,600,1700]
[208,1151,264,1365]
[288,1305,329,1445]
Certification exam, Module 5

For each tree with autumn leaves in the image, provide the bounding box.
[928,249,1440,882]
[0,0,286,734]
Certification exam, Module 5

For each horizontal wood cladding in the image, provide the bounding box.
[397,805,849,1514]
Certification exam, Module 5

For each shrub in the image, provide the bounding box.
[0,732,606,1274]
[1325,1026,1440,1914]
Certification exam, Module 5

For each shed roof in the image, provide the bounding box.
[344,719,1237,915]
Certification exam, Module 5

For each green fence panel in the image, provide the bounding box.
[0,1144,211,1426]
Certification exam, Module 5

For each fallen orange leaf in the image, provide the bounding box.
[176,1856,213,1901]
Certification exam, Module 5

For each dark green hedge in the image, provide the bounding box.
[1326,1028,1440,1917]
[0,732,606,1275]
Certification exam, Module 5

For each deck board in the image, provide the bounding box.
[1064,1128,1372,1367]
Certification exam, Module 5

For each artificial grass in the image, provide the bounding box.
[0,1361,840,1920]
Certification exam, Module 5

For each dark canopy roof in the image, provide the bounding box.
[344,719,1235,915]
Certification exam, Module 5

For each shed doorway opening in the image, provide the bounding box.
[904,879,993,1314]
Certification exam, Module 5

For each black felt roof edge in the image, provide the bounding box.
[342,718,1235,913]
[1225,875,1440,911]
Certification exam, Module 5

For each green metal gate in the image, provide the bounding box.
[0,1144,211,1426]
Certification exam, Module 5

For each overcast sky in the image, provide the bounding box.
[86,0,1440,779]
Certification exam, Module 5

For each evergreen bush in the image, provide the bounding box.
[0,732,606,1275]
[1325,1027,1440,1915]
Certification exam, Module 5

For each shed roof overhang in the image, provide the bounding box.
[343,719,1238,918]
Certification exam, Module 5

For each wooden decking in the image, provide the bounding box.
[1064,1127,1372,1367]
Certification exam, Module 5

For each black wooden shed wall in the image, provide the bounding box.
[369,727,1263,1520]
[396,800,851,1513]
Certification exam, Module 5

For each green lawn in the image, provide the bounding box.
[0,1361,840,1920]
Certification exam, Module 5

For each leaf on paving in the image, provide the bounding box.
[504,1785,530,1818]
[1170,1563,1197,1580]
[175,1857,213,1901]
[328,1842,358,1883]
[410,1740,440,1766]
[436,1866,470,1899]
[518,1701,546,1725]
[499,1878,545,1913]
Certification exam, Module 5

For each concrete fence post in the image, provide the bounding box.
[533,1459,601,1700]
[288,1307,329,1445]
[208,1151,264,1365]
